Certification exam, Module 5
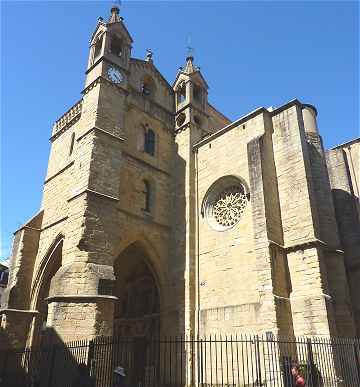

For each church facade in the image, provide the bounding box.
[1,6,360,348]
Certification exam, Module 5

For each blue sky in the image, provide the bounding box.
[1,1,359,261]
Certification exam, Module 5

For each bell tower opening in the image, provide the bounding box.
[176,82,187,105]
[110,35,123,57]
[174,55,209,132]
[93,34,103,61]
[113,242,160,338]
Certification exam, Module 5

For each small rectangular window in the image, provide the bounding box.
[142,180,151,213]
[144,129,156,156]
[69,133,75,156]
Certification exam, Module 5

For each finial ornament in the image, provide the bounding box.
[145,49,153,63]
[109,0,122,23]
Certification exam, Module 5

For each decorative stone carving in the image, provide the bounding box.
[213,185,247,228]
[203,176,249,231]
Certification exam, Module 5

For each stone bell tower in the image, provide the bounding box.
[174,55,209,135]
[44,4,134,341]
[172,55,210,335]
[85,5,132,88]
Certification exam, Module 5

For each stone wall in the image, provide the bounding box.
[303,114,356,337]
[196,111,280,336]
[326,139,360,335]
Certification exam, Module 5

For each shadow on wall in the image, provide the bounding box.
[0,326,190,387]
[170,141,187,336]
[332,188,360,248]
[332,188,360,336]
[0,327,90,387]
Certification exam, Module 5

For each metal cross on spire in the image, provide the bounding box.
[186,34,195,59]
[113,0,122,9]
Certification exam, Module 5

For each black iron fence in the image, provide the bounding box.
[1,335,360,387]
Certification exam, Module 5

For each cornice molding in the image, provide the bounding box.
[122,151,171,177]
[77,126,125,143]
[46,295,118,303]
[44,161,74,184]
[268,238,344,255]
[13,225,41,236]
[82,75,129,96]
[41,216,68,232]
[85,56,131,76]
[117,207,171,231]
[67,188,120,203]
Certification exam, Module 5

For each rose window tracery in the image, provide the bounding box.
[202,176,249,231]
[213,185,247,227]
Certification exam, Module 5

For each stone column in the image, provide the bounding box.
[247,112,294,336]
[301,105,356,337]
[272,102,338,337]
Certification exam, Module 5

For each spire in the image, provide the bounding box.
[184,35,198,74]
[184,55,198,74]
[109,2,122,23]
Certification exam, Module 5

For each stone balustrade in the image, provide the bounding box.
[52,99,83,137]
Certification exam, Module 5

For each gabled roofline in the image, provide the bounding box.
[131,58,173,91]
[331,137,360,150]
[172,69,209,89]
[194,98,304,150]
[90,18,134,45]
[113,19,134,44]
[207,102,231,123]
[193,106,267,149]
[89,21,106,44]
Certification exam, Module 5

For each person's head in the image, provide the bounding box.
[291,363,299,377]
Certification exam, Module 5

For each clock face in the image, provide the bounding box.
[107,67,123,84]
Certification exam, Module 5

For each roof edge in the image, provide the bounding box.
[194,98,304,150]
[331,137,360,150]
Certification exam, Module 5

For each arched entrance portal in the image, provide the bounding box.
[32,238,63,345]
[113,242,161,386]
[113,242,160,338]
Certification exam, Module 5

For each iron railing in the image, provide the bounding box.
[1,335,359,387]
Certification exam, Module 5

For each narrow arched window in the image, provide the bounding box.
[193,84,202,102]
[110,35,123,57]
[142,180,151,213]
[93,35,103,60]
[141,76,155,97]
[144,129,156,156]
[141,81,151,96]
[69,133,75,156]
[177,82,186,104]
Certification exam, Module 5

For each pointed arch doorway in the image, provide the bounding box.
[113,242,160,338]
[113,242,161,385]
[31,237,63,346]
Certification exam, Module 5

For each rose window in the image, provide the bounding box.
[202,177,249,231]
[213,186,247,227]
